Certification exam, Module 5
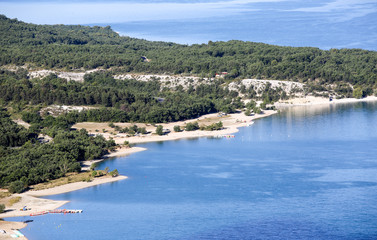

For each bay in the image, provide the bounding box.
[106,0,377,51]
[3,0,377,50]
[9,101,377,239]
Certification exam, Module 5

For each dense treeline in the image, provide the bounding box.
[0,108,116,189]
[2,14,376,191]
[0,108,36,147]
[1,15,376,92]
[1,70,252,123]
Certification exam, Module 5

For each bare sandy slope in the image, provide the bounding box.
[277,96,377,106]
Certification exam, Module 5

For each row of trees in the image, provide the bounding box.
[1,70,259,123]
[1,15,376,93]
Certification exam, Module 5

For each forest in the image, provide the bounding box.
[0,15,376,93]
[0,14,376,190]
[0,107,116,191]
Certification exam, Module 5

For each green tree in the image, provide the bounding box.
[110,169,119,177]
[156,125,164,135]
[90,162,98,171]
[9,180,26,193]
[173,125,181,132]
[185,122,199,131]
[0,204,5,213]
[353,87,364,99]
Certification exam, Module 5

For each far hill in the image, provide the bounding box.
[0,14,376,96]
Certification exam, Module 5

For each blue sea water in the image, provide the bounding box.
[2,0,377,50]
[105,0,377,50]
[8,101,377,239]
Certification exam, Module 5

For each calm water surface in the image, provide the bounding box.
[9,102,377,239]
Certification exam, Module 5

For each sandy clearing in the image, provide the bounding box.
[73,110,277,145]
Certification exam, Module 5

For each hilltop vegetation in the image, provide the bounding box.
[0,14,376,95]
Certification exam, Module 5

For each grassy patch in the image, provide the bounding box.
[30,171,110,191]
[8,196,21,206]
[31,172,93,191]
[0,191,11,199]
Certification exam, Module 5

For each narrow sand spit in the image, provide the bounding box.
[73,110,277,145]
[0,176,127,218]
[0,176,127,239]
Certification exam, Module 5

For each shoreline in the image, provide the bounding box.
[73,110,277,146]
[2,96,376,239]
[81,146,147,171]
[0,176,127,217]
[0,176,127,239]
[276,95,377,107]
[1,110,277,236]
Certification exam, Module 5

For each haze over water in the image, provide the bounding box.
[1,0,377,50]
[10,101,377,239]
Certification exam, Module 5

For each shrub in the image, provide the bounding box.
[173,125,181,132]
[9,180,26,194]
[156,125,164,135]
[110,169,119,177]
[0,204,5,213]
[90,162,99,171]
[185,122,199,131]
[204,121,223,131]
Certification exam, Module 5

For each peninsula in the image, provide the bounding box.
[0,14,377,239]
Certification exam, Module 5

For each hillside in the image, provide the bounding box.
[0,14,376,194]
[0,14,376,97]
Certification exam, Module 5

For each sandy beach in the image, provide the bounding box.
[74,110,277,145]
[276,95,377,107]
[1,110,277,238]
[0,175,127,217]
[2,96,376,239]
[0,175,127,239]
[0,221,27,240]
